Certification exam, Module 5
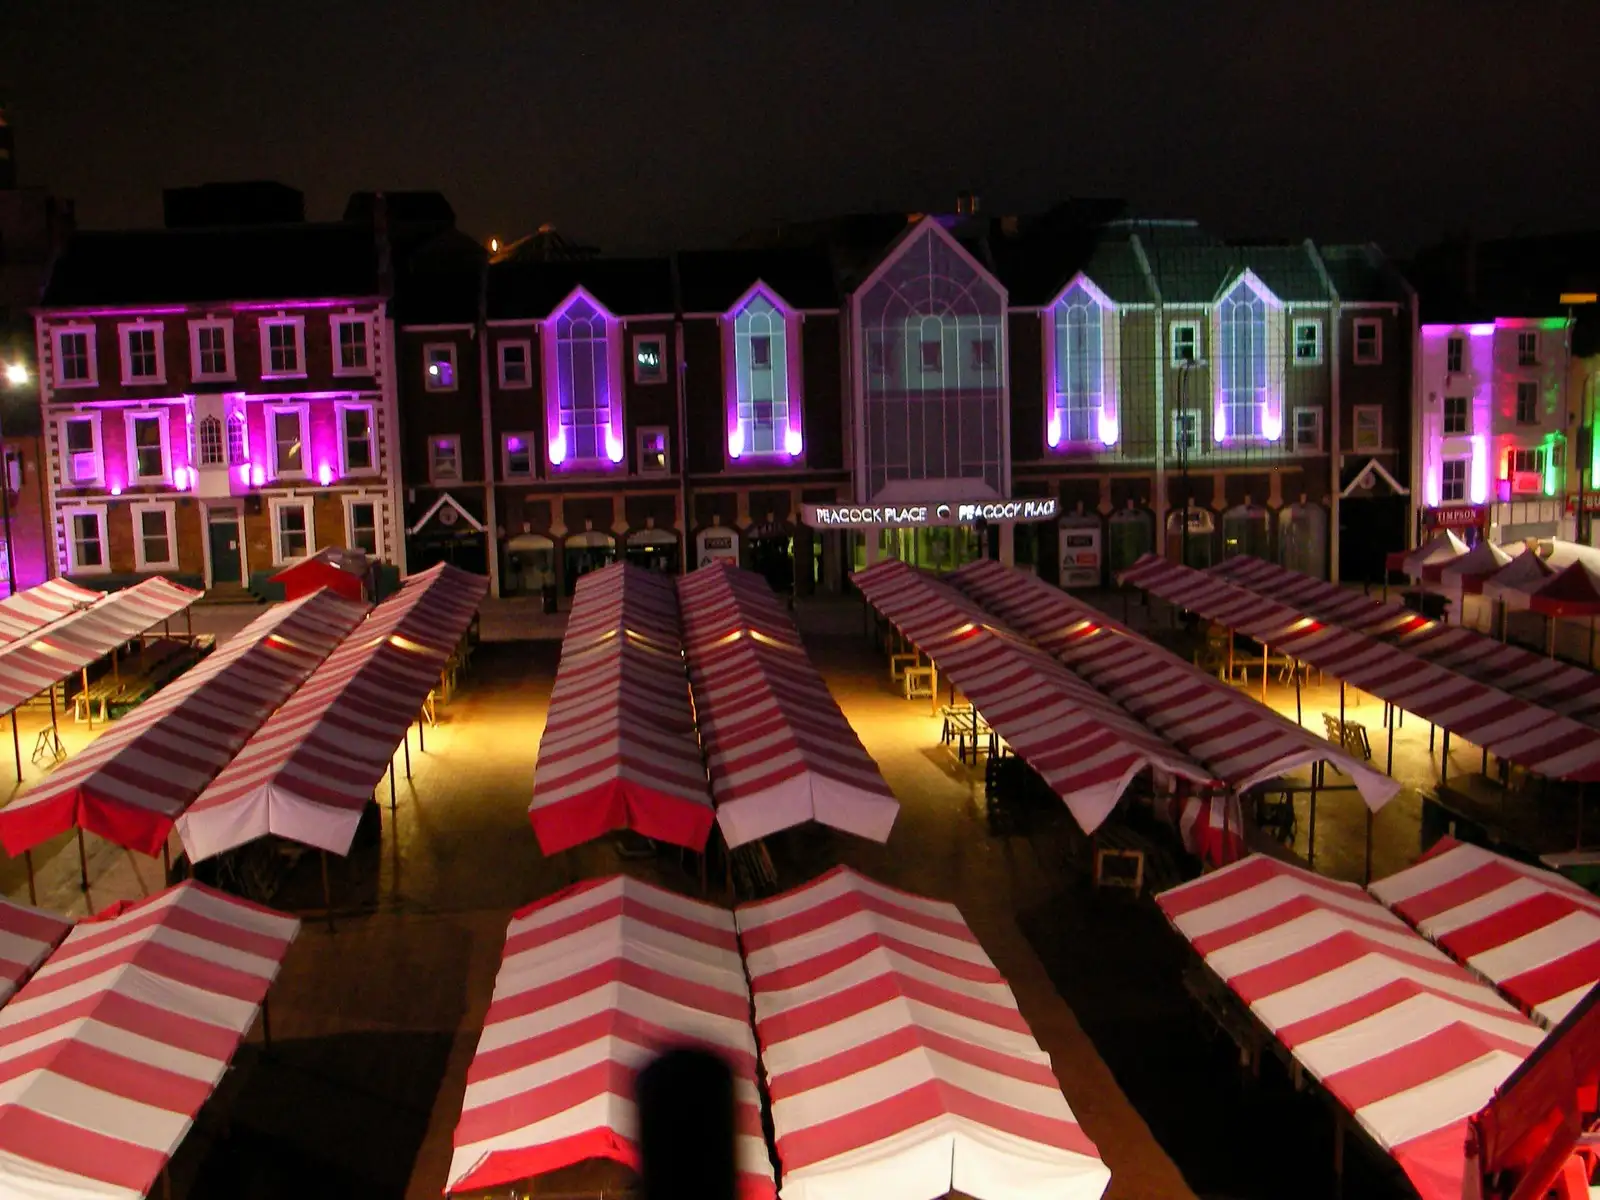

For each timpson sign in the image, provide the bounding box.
[801,498,1060,529]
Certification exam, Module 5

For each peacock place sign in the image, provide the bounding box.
[800,498,1059,529]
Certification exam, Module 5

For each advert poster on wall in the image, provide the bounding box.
[1060,521,1102,588]
[696,528,741,568]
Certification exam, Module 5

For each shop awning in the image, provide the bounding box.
[951,560,1400,812]
[446,876,774,1198]
[0,578,103,645]
[528,563,714,854]
[176,565,487,862]
[0,898,71,1007]
[1160,855,1543,1200]
[0,882,297,1199]
[1121,555,1600,781]
[678,564,897,849]
[737,866,1111,1200]
[0,589,367,858]
[0,576,202,717]
[1213,555,1600,725]
[854,559,1214,834]
[1370,838,1600,1029]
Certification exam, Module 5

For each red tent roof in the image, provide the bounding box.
[1529,563,1600,618]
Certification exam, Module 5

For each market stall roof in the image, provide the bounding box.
[1159,855,1543,1200]
[737,866,1111,1200]
[176,564,487,863]
[854,559,1214,834]
[446,875,775,1198]
[1121,554,1600,781]
[678,563,897,849]
[1213,555,1600,725]
[1481,550,1558,610]
[1436,541,1515,599]
[0,882,297,1200]
[951,560,1400,812]
[1400,530,1468,581]
[0,898,71,1008]
[0,576,202,717]
[1370,838,1600,1029]
[0,589,367,858]
[1527,561,1600,618]
[528,563,714,854]
[0,578,103,645]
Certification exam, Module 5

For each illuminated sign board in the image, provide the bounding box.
[800,498,1059,529]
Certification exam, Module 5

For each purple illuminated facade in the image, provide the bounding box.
[32,214,401,590]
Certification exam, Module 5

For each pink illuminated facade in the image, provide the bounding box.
[33,220,401,590]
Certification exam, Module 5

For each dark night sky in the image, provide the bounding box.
[4,1,1598,254]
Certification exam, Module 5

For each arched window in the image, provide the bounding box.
[1278,503,1328,578]
[547,293,618,465]
[1222,504,1272,560]
[226,412,247,465]
[1048,280,1118,448]
[1107,507,1154,574]
[729,292,795,458]
[1213,273,1283,442]
[1167,507,1215,568]
[196,415,224,467]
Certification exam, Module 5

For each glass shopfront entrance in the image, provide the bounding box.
[852,525,988,573]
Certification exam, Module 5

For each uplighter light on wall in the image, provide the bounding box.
[784,427,803,457]
[548,431,567,466]
[317,463,333,487]
[1470,434,1489,504]
[604,428,624,465]
[728,424,744,460]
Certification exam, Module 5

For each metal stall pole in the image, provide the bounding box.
[1308,762,1320,866]
[81,667,91,730]
[1260,644,1268,705]
[1386,703,1395,777]
[1441,730,1451,782]
[388,760,397,811]
[23,850,34,906]
[1294,662,1302,725]
[403,730,411,779]
[10,711,19,783]
[1364,808,1375,886]
[76,828,89,891]
[417,712,425,752]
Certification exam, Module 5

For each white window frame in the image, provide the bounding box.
[130,501,178,572]
[1442,395,1470,436]
[1446,336,1465,374]
[1515,381,1540,425]
[1292,318,1323,366]
[1169,321,1202,366]
[1517,331,1539,367]
[1352,405,1384,452]
[1441,458,1468,503]
[268,497,315,565]
[265,403,311,480]
[632,334,668,385]
[1172,409,1204,458]
[429,434,462,484]
[501,431,536,480]
[1352,318,1383,365]
[497,339,533,389]
[189,318,235,382]
[637,425,670,475]
[63,505,110,575]
[59,413,104,487]
[118,322,167,386]
[52,325,98,388]
[1292,407,1323,452]
[334,401,378,477]
[330,314,373,377]
[124,409,171,484]
[424,343,458,392]
[260,317,307,380]
[342,495,383,559]
[1045,278,1120,448]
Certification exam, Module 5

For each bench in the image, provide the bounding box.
[902,664,935,699]
[941,704,995,764]
[1322,713,1372,761]
[889,652,921,682]
[73,675,123,724]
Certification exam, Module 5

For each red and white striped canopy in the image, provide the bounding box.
[447,875,774,1199]
[0,898,71,1009]
[952,560,1400,812]
[0,578,103,645]
[854,559,1212,834]
[1159,855,1542,1200]
[1172,791,1246,868]
[0,882,297,1200]
[1481,550,1557,610]
[1527,561,1600,618]
[176,566,487,863]
[1402,530,1468,582]
[1435,541,1514,599]
[0,576,201,717]
[1370,839,1600,1030]
[678,564,897,849]
[1121,554,1600,781]
[737,867,1110,1200]
[0,590,367,858]
[1213,555,1600,726]
[529,563,714,854]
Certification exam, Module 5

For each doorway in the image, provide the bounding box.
[207,507,244,585]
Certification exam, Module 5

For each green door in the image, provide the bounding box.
[208,515,242,584]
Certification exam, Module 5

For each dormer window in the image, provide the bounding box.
[544,290,622,466]
[1212,271,1285,442]
[725,287,802,461]
[1045,278,1119,449]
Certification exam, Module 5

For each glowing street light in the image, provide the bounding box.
[3,363,27,387]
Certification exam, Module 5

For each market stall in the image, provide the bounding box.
[0,896,71,1006]
[737,866,1111,1200]
[0,577,103,644]
[678,563,897,849]
[528,562,715,854]
[445,875,774,1198]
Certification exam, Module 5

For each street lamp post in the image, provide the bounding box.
[1177,360,1195,565]
[0,361,23,597]
[1562,294,1598,546]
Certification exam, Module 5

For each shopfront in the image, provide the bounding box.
[695,526,741,569]
[1107,507,1155,575]
[1421,503,1487,546]
[1166,508,1216,568]
[504,533,556,596]
[563,530,617,595]
[625,528,679,574]
[1221,504,1272,561]
[1278,503,1329,578]
[1058,514,1103,588]
[802,498,1060,575]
